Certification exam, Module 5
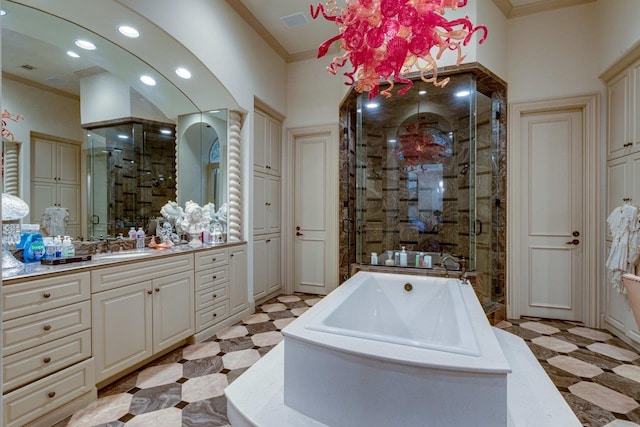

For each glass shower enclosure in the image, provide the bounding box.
[354,73,497,308]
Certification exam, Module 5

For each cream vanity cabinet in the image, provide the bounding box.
[31,134,82,237]
[604,55,640,348]
[253,106,283,302]
[2,271,95,427]
[91,254,194,383]
[193,244,249,341]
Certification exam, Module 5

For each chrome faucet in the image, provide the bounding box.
[440,255,470,284]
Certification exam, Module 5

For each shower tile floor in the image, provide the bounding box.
[56,295,640,427]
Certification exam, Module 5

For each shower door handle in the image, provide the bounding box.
[473,219,483,236]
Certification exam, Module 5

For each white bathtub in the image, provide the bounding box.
[282,271,511,427]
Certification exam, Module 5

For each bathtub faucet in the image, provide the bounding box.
[440,255,470,285]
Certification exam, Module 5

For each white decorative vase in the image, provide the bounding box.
[188,233,201,247]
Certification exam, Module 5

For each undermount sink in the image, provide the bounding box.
[96,251,154,260]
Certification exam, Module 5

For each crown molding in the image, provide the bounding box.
[491,0,513,18]
[509,0,596,18]
[3,73,79,101]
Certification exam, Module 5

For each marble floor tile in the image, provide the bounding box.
[548,355,603,378]
[135,363,183,389]
[245,321,277,335]
[182,356,224,378]
[520,321,560,335]
[221,348,260,370]
[291,306,310,316]
[215,325,248,340]
[277,295,301,303]
[593,372,640,401]
[182,397,229,427]
[531,336,579,353]
[614,364,640,383]
[569,327,614,342]
[66,393,132,426]
[588,343,640,362]
[273,317,295,330]
[259,302,288,312]
[304,298,322,306]
[251,331,283,347]
[126,407,182,427]
[569,381,640,414]
[218,336,254,353]
[241,313,270,324]
[182,342,221,360]
[561,391,617,427]
[181,373,228,402]
[603,420,640,427]
[128,383,182,415]
[495,320,512,329]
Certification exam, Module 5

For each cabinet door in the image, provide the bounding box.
[254,110,267,172]
[267,236,282,294]
[631,151,640,203]
[606,157,628,240]
[253,238,268,299]
[268,117,282,175]
[32,138,57,182]
[608,70,631,159]
[229,245,248,315]
[605,242,628,331]
[153,271,194,353]
[632,61,640,151]
[266,176,281,234]
[92,282,153,383]
[253,174,267,234]
[58,142,81,185]
[31,182,57,220]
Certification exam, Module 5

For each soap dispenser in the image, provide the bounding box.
[399,246,408,267]
[136,227,145,250]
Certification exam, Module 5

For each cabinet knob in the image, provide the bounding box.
[265,202,271,206]
[43,292,51,299]
[48,391,56,398]
[155,288,160,293]
[212,275,217,279]
[147,290,153,295]
[266,165,271,169]
[213,313,217,317]
[230,254,234,257]
[43,325,52,331]
[43,357,51,364]
[213,294,217,298]
[212,257,217,262]
[266,239,271,243]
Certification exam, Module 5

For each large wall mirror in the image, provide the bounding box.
[2,0,230,239]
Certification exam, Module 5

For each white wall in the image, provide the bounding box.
[3,78,82,219]
[595,0,640,75]
[477,0,508,81]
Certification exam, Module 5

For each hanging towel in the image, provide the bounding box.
[606,202,640,293]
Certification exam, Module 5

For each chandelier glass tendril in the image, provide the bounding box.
[311,0,487,99]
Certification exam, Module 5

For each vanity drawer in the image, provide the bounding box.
[3,301,91,356]
[91,254,193,293]
[195,265,229,291]
[195,282,229,311]
[3,330,91,393]
[196,300,229,332]
[194,247,228,271]
[3,272,90,321]
[3,357,95,427]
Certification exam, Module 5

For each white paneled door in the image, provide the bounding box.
[293,131,334,295]
[519,109,584,321]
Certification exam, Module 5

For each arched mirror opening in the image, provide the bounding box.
[345,69,507,316]
[2,0,231,243]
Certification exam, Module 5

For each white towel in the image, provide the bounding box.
[606,203,640,293]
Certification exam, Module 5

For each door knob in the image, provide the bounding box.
[565,239,580,245]
[296,231,304,236]
[572,231,580,237]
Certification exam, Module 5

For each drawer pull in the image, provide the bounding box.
[212,275,217,279]
[48,391,56,398]
[624,142,633,148]
[266,239,271,243]
[43,292,51,299]
[147,290,153,295]
[155,288,160,293]
[231,254,234,257]
[212,257,217,262]
[213,313,217,317]
[43,325,52,331]
[43,357,51,364]
[213,294,217,298]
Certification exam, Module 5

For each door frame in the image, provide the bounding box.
[507,94,599,327]
[284,125,339,295]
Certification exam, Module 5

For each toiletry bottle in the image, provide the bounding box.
[385,250,395,266]
[415,252,421,267]
[423,253,432,268]
[399,246,407,267]
[418,252,424,267]
[136,227,145,250]
[371,252,378,265]
[62,236,75,257]
[128,227,137,240]
[54,235,62,258]
[394,251,400,265]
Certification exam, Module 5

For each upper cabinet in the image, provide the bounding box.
[607,60,640,159]
[254,109,282,176]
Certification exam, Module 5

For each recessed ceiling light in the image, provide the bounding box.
[0,9,7,16]
[455,90,471,97]
[118,25,140,38]
[140,75,156,86]
[388,139,397,143]
[209,110,220,113]
[160,129,172,135]
[366,102,379,109]
[74,39,96,50]
[117,134,129,139]
[67,51,80,58]
[174,67,192,79]
[418,90,427,95]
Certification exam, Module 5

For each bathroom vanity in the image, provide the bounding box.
[1,242,250,427]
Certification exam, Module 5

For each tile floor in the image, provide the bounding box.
[55,295,640,427]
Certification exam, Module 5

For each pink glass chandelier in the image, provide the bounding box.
[311,0,487,99]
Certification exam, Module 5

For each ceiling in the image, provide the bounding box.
[230,0,597,62]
